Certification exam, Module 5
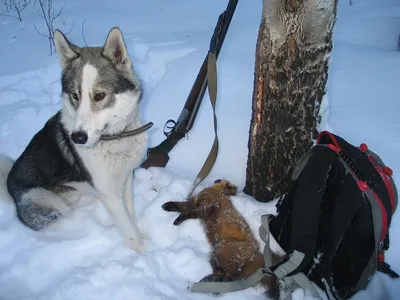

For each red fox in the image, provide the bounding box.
[162,179,280,298]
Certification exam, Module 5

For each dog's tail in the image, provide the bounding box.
[0,155,14,203]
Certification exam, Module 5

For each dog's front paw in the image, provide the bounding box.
[161,201,180,212]
[128,237,146,254]
[134,243,146,254]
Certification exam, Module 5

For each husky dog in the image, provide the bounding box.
[3,27,147,253]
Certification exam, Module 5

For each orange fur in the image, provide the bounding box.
[219,223,246,241]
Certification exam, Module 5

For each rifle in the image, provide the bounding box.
[141,0,239,169]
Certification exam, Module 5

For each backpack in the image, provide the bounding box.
[267,131,399,299]
[189,131,399,299]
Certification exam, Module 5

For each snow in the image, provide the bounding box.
[0,0,399,299]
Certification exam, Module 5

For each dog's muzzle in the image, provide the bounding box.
[71,131,88,145]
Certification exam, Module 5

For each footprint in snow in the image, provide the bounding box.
[5,35,17,44]
[129,40,196,98]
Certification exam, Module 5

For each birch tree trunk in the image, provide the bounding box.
[244,0,338,202]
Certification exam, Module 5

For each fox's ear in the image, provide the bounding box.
[223,182,237,196]
[226,182,234,189]
[54,29,80,69]
[103,27,131,69]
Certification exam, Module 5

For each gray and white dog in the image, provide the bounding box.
[0,27,147,253]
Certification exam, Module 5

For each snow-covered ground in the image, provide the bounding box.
[0,0,399,299]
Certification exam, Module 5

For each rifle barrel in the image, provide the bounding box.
[213,0,239,58]
[185,56,209,132]
[174,56,208,133]
[185,0,239,132]
[140,0,239,168]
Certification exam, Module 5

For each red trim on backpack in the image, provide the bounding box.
[357,181,368,192]
[358,181,389,245]
[370,188,388,243]
[317,131,340,148]
[326,144,341,153]
[321,133,391,262]
[366,155,396,213]
[377,252,385,263]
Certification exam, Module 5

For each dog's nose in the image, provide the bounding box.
[71,131,88,145]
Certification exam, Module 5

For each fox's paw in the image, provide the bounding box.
[161,201,181,212]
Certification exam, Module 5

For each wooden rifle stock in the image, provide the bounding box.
[141,0,239,169]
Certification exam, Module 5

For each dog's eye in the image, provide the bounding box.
[71,93,79,101]
[94,93,106,102]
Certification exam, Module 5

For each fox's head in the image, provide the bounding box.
[212,179,238,196]
[54,27,141,147]
[190,179,238,217]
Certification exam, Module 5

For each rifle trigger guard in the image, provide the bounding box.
[163,119,176,137]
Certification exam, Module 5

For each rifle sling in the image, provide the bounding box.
[188,51,219,195]
[187,0,239,192]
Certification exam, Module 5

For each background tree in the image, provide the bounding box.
[244,0,339,201]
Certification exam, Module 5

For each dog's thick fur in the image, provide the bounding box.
[2,27,147,253]
[162,179,281,298]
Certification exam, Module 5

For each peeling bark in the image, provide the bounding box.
[244,0,338,202]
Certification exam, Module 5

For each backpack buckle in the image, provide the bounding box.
[378,241,386,253]
[383,166,393,176]
[377,261,400,279]
[360,143,368,152]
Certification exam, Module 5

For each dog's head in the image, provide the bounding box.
[54,27,141,147]
[212,179,238,196]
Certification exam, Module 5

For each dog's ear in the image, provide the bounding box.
[103,27,131,69]
[54,29,80,69]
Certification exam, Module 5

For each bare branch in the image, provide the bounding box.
[51,3,64,22]
[81,19,87,46]
[34,0,72,54]
[33,24,49,38]
[64,21,75,35]
[18,0,33,13]
[4,0,34,21]
[0,13,20,20]
[3,0,12,13]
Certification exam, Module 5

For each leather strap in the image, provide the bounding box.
[187,51,219,197]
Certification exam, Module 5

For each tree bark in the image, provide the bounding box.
[244,0,338,202]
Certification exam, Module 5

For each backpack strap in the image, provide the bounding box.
[323,142,399,287]
[362,145,398,214]
[355,184,399,288]
[363,186,399,279]
[291,148,314,181]
[190,269,266,293]
[321,146,377,291]
[261,215,328,300]
[284,145,337,272]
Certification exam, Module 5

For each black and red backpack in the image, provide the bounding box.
[188,131,398,299]
[268,131,399,299]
